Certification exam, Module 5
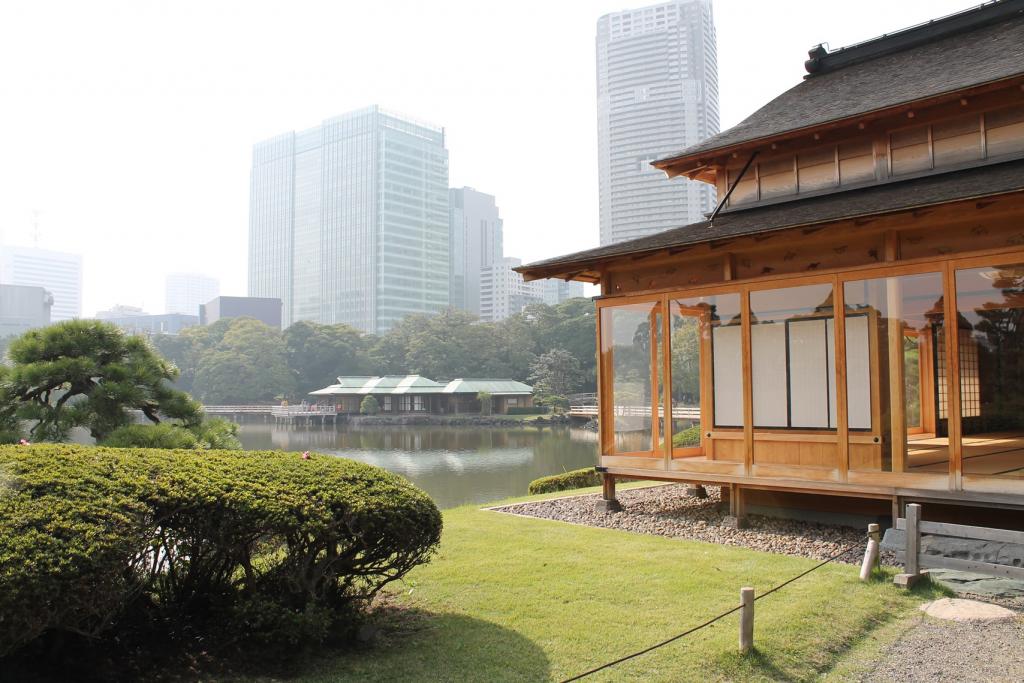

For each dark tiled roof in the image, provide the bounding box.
[656,11,1024,165]
[518,159,1024,277]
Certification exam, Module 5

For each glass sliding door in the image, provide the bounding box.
[843,272,946,474]
[748,282,837,468]
[955,264,1024,480]
[600,301,662,455]
[669,293,742,460]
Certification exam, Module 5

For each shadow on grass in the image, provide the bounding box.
[302,607,552,683]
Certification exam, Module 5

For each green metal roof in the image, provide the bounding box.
[442,379,534,395]
[309,375,533,396]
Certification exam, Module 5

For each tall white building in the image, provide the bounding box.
[596,0,720,246]
[449,187,503,317]
[480,257,543,323]
[165,273,220,316]
[0,245,82,321]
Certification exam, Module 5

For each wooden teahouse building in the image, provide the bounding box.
[518,1,1024,523]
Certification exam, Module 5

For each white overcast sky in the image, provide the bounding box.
[0,0,974,316]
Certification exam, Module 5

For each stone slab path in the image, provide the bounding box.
[919,597,1016,621]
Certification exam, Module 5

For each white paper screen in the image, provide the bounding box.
[788,319,831,428]
[712,325,743,427]
[752,322,789,427]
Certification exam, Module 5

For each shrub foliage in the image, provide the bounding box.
[528,467,602,495]
[506,406,549,415]
[0,444,442,665]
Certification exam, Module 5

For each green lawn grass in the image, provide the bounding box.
[244,486,942,683]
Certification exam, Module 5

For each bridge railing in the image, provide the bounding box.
[202,405,274,414]
[270,406,338,418]
[567,404,700,420]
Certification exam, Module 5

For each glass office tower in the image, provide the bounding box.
[249,106,449,333]
[596,0,720,246]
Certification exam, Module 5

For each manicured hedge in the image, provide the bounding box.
[507,406,549,415]
[0,444,442,664]
[672,425,701,448]
[528,467,602,495]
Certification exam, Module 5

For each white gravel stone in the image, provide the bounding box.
[496,484,885,563]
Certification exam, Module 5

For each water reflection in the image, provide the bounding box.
[236,422,598,509]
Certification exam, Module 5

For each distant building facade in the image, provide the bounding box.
[249,106,450,334]
[0,245,82,320]
[480,257,544,323]
[96,304,147,319]
[539,279,586,306]
[165,273,219,316]
[200,296,282,329]
[596,0,720,245]
[100,313,198,336]
[0,284,52,338]
[449,187,503,316]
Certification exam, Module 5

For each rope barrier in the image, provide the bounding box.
[559,536,867,683]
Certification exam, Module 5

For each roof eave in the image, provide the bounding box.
[515,177,1024,283]
[652,74,1024,177]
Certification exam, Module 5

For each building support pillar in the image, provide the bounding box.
[722,484,749,528]
[595,472,622,513]
[685,484,709,498]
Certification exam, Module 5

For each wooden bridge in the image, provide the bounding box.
[566,394,700,420]
[201,405,339,425]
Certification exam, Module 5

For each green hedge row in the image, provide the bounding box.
[528,467,602,495]
[0,444,442,665]
[506,406,549,415]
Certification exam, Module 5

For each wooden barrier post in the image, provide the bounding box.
[859,523,881,582]
[895,503,925,588]
[739,587,754,654]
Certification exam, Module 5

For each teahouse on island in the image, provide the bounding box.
[518,1,1024,524]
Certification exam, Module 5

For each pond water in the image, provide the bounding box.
[235,422,599,509]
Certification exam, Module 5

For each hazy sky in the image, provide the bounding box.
[0,0,974,316]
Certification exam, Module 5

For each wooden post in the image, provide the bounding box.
[739,587,754,655]
[895,503,925,587]
[906,503,920,576]
[859,523,880,582]
[595,472,623,513]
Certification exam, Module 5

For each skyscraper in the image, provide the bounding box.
[165,272,219,316]
[596,0,719,246]
[248,106,450,334]
[0,245,82,320]
[449,187,503,317]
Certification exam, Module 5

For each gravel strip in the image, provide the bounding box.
[496,484,888,563]
[857,614,1024,682]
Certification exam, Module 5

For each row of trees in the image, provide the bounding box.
[152,298,597,404]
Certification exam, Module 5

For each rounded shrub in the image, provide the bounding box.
[0,444,442,665]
